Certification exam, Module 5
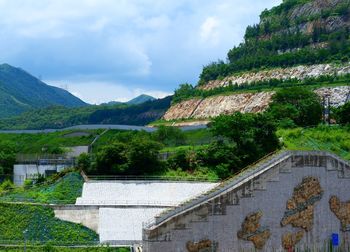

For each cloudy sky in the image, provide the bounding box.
[0,0,281,104]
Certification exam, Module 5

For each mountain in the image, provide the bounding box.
[160,0,350,125]
[126,94,156,105]
[102,94,156,106]
[199,0,350,85]
[0,96,172,130]
[0,64,87,118]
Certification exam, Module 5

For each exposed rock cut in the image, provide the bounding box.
[191,92,274,119]
[315,86,350,107]
[163,98,202,121]
[199,63,350,90]
[163,86,350,122]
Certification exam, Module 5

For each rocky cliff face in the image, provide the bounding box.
[200,63,350,90]
[163,86,350,122]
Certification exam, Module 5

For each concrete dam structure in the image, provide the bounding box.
[143,151,350,252]
[54,180,218,245]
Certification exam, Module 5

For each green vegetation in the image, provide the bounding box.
[278,125,350,161]
[173,72,350,104]
[266,87,323,127]
[0,96,171,130]
[197,0,350,84]
[0,202,98,245]
[0,141,16,174]
[334,102,350,125]
[0,172,83,204]
[0,130,98,154]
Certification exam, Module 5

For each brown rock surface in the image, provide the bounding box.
[199,63,350,91]
[237,212,271,249]
[186,239,218,252]
[329,196,350,232]
[281,177,323,231]
[163,98,202,121]
[282,231,305,250]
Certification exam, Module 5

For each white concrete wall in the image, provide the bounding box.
[54,206,99,232]
[76,181,218,206]
[99,207,166,243]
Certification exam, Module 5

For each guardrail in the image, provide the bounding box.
[76,199,179,207]
[87,175,219,182]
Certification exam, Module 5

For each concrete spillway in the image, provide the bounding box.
[54,180,218,245]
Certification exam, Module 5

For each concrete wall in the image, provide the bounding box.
[53,205,99,232]
[13,164,69,186]
[59,180,219,244]
[143,152,350,252]
[99,207,166,244]
[76,181,218,206]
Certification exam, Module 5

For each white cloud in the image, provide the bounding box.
[0,0,283,102]
[46,79,171,104]
[200,17,220,45]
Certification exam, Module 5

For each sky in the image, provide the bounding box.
[0,0,281,104]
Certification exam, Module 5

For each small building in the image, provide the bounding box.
[13,146,88,186]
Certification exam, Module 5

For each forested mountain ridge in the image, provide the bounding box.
[199,0,350,85]
[0,64,87,118]
[0,96,172,130]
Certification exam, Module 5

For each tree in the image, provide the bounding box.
[0,142,16,174]
[76,153,92,172]
[127,139,162,175]
[335,102,350,125]
[95,143,128,174]
[153,126,185,146]
[267,87,322,127]
[211,112,279,166]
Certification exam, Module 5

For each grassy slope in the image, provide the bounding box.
[0,172,84,204]
[278,125,350,161]
[0,130,99,154]
[0,203,98,245]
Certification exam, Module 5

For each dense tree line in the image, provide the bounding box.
[0,96,172,130]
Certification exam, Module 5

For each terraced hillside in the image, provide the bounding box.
[160,0,350,124]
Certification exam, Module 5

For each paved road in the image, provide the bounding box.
[0,124,208,134]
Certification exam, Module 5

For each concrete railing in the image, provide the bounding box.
[75,199,179,207]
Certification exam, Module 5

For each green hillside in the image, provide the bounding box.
[0,202,98,245]
[0,64,87,118]
[0,172,84,204]
[0,130,98,153]
[126,94,156,105]
[199,0,350,84]
[0,96,171,130]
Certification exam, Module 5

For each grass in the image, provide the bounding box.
[0,130,99,154]
[0,202,98,245]
[278,125,350,161]
[0,172,84,204]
